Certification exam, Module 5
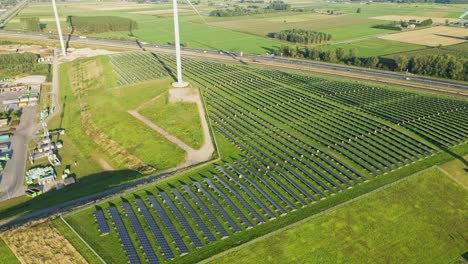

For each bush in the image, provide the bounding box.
[67,16,138,34]
[268,29,332,44]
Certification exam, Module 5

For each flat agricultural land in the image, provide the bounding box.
[379,26,468,46]
[5,1,467,55]
[208,167,468,264]
[385,41,468,59]
[370,15,462,24]
[324,38,425,57]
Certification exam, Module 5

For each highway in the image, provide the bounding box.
[1,30,467,93]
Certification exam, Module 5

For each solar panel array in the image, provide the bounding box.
[171,188,216,243]
[135,198,174,260]
[122,201,159,264]
[147,194,189,255]
[85,54,465,263]
[160,191,203,248]
[108,206,141,264]
[182,185,229,238]
[94,209,110,235]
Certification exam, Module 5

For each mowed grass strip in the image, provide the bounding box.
[208,167,468,264]
[139,92,203,149]
[0,237,19,264]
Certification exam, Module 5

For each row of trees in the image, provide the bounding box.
[268,29,332,44]
[275,45,467,80]
[394,54,465,80]
[267,1,290,10]
[20,17,41,32]
[67,16,138,34]
[210,0,289,17]
[210,6,265,17]
[0,52,49,78]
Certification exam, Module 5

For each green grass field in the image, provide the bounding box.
[60,55,186,171]
[209,167,468,264]
[0,238,19,264]
[52,219,103,264]
[324,38,426,57]
[384,42,468,59]
[139,91,203,149]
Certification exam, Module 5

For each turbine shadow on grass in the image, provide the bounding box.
[150,53,178,82]
[0,168,180,228]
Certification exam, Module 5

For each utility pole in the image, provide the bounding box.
[172,0,188,87]
[51,0,66,56]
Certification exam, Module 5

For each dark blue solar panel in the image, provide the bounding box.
[159,191,203,248]
[212,174,265,223]
[170,188,216,243]
[94,209,110,235]
[225,163,287,215]
[147,194,189,255]
[216,166,276,219]
[202,179,252,229]
[108,206,141,264]
[193,182,242,233]
[228,162,292,212]
[122,202,159,264]
[181,185,229,238]
[135,198,174,260]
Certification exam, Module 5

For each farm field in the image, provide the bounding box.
[209,167,468,264]
[379,26,468,46]
[385,41,468,59]
[5,1,467,55]
[58,52,468,264]
[324,38,425,57]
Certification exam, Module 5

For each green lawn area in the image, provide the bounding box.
[52,219,102,264]
[0,238,19,264]
[139,91,203,149]
[60,55,186,171]
[209,167,468,264]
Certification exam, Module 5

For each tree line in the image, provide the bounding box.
[275,45,467,80]
[210,0,289,17]
[67,16,139,34]
[0,52,49,78]
[20,17,41,32]
[268,29,332,44]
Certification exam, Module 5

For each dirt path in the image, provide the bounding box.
[128,88,214,167]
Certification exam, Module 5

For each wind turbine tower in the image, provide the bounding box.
[51,0,66,56]
[172,0,189,87]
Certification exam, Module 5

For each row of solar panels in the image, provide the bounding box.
[93,173,280,263]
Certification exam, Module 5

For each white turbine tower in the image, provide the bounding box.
[172,0,188,87]
[51,0,66,56]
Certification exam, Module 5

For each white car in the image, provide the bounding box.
[79,36,87,39]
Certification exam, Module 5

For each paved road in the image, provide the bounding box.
[0,106,38,201]
[1,30,467,92]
